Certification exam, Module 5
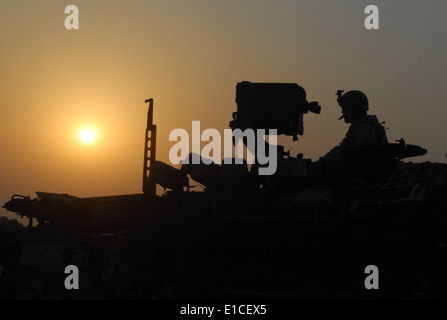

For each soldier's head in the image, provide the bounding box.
[336,90,369,123]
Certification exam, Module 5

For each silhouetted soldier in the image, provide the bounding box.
[319,90,388,186]
[336,90,387,147]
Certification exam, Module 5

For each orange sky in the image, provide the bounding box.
[1,1,447,222]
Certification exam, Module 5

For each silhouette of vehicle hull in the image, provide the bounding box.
[2,83,447,299]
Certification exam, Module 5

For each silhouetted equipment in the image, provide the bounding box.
[336,89,344,101]
[143,98,157,196]
[342,141,427,163]
[4,82,447,300]
[2,192,146,232]
[150,161,189,192]
[230,81,321,141]
[180,154,221,187]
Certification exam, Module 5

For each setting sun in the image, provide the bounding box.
[78,127,97,145]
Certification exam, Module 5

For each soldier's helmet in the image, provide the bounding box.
[337,90,369,112]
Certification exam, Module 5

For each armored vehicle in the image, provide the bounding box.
[2,82,447,299]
